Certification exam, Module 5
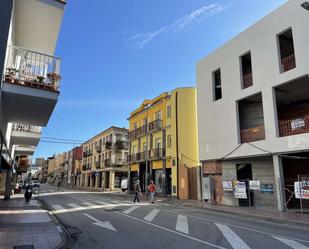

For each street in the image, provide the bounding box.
[38,184,309,249]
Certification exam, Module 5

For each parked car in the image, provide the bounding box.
[32,181,40,188]
[121,179,128,192]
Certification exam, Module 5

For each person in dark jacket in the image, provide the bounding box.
[133,180,141,203]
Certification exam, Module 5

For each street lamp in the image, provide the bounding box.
[301,1,309,11]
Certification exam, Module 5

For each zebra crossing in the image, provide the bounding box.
[120,205,309,249]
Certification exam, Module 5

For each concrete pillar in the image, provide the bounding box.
[273,155,286,212]
[101,173,105,190]
[95,175,99,189]
[110,171,115,191]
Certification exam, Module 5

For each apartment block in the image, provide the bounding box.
[197,0,309,211]
[0,0,65,198]
[71,146,82,187]
[81,127,128,191]
[128,88,199,199]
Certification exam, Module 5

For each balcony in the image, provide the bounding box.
[136,125,147,137]
[104,159,111,167]
[139,151,148,161]
[10,123,41,148]
[128,130,137,140]
[13,145,35,156]
[96,145,102,153]
[115,140,128,150]
[149,120,163,132]
[149,148,165,160]
[281,54,296,72]
[95,161,101,169]
[279,116,309,137]
[114,158,126,166]
[240,126,265,143]
[105,141,112,150]
[1,45,61,126]
[127,153,140,163]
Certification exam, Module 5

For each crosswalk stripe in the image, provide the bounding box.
[215,223,250,249]
[144,209,160,222]
[83,202,95,206]
[176,215,189,234]
[52,205,64,210]
[123,206,140,214]
[67,203,81,208]
[273,236,309,249]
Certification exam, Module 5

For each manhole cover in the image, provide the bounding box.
[13,246,34,249]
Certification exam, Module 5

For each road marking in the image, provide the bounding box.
[52,205,64,210]
[273,236,309,249]
[83,213,116,231]
[215,223,250,249]
[83,202,95,206]
[144,209,160,222]
[67,203,81,208]
[176,215,189,234]
[123,206,140,214]
[116,211,226,249]
[0,209,48,214]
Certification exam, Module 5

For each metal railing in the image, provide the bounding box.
[12,123,41,134]
[149,148,165,159]
[128,130,137,140]
[281,54,296,72]
[279,116,309,137]
[3,45,61,91]
[240,125,265,143]
[242,73,253,89]
[149,119,163,132]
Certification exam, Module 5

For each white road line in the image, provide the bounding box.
[52,205,64,210]
[273,236,309,249]
[67,203,82,208]
[117,212,226,249]
[176,215,189,234]
[144,209,160,222]
[123,206,140,214]
[83,202,95,206]
[215,223,250,249]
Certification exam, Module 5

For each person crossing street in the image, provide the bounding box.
[148,180,156,204]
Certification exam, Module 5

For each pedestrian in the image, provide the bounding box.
[57,181,60,191]
[148,180,156,204]
[133,180,141,203]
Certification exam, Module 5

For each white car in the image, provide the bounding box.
[121,179,128,192]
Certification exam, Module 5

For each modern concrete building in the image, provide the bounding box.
[81,127,129,191]
[0,0,65,198]
[127,88,200,199]
[197,0,309,211]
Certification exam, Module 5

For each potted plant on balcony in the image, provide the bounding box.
[115,140,125,150]
[105,141,112,149]
[47,72,61,85]
[5,68,18,83]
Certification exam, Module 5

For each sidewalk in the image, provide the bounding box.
[0,194,64,249]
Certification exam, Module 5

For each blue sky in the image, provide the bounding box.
[34,0,287,159]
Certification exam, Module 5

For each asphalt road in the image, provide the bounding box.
[38,184,309,249]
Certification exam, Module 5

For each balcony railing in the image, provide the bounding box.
[12,123,41,134]
[95,161,101,169]
[115,140,128,150]
[128,130,137,140]
[279,116,309,137]
[281,54,296,72]
[104,159,111,167]
[4,45,61,91]
[127,153,140,163]
[137,125,147,137]
[149,119,163,132]
[242,73,253,89]
[114,158,126,166]
[96,145,102,153]
[149,148,165,159]
[240,125,265,143]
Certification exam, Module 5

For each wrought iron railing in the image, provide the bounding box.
[242,73,253,89]
[3,45,61,91]
[281,54,296,72]
[149,119,163,132]
[149,148,165,159]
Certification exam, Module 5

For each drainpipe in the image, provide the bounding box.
[175,92,179,199]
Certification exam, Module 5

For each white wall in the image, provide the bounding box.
[197,0,309,161]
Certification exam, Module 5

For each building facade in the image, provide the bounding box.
[0,0,65,198]
[81,127,128,191]
[127,88,200,199]
[197,0,309,211]
[71,146,82,187]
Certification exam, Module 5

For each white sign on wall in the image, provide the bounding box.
[222,181,233,191]
[249,180,261,190]
[234,181,247,199]
[295,181,309,200]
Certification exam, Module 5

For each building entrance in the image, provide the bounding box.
[237,164,253,207]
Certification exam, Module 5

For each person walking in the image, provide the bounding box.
[133,180,141,203]
[148,180,156,204]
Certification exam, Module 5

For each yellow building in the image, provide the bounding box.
[81,126,128,191]
[128,87,199,199]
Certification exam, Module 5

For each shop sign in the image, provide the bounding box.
[249,180,261,190]
[291,118,305,130]
[260,184,274,194]
[222,181,233,191]
[234,181,247,199]
[295,181,309,200]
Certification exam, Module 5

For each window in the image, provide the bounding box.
[278,28,295,73]
[213,69,222,101]
[156,111,162,120]
[167,135,172,148]
[240,52,253,89]
[143,118,148,125]
[143,142,147,151]
[155,138,161,149]
[167,105,171,118]
[133,122,138,130]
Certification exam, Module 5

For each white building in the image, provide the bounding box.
[197,0,309,211]
[0,0,65,198]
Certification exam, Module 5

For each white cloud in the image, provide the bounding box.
[129,3,228,49]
